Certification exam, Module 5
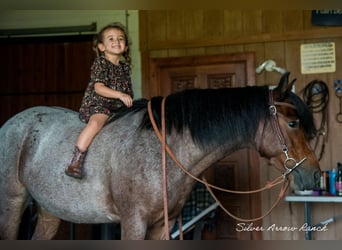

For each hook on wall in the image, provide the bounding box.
[256,60,287,75]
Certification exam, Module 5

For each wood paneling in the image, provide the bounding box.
[140,10,342,240]
[185,10,205,40]
[142,10,342,51]
[0,37,94,126]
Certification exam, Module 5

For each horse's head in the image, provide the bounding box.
[257,72,321,191]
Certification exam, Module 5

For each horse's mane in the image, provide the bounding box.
[110,86,316,151]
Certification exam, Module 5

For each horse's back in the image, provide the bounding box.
[1,106,78,128]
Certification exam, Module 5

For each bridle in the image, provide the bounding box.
[268,90,307,177]
[147,90,307,239]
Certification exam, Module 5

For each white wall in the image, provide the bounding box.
[0,10,142,98]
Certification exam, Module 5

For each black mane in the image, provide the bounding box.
[110,86,316,151]
[160,87,269,150]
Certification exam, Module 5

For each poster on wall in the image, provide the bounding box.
[312,10,342,26]
[300,42,336,74]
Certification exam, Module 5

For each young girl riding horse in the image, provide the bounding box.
[65,22,134,179]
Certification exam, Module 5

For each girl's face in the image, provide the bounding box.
[98,28,127,58]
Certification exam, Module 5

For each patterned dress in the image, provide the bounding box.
[79,56,134,123]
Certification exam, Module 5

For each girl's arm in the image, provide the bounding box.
[94,82,133,107]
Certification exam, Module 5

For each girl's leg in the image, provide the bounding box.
[76,113,109,152]
[65,113,109,179]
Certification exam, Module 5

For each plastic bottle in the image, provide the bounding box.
[335,162,342,196]
[329,168,336,195]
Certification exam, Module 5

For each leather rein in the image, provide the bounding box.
[147,90,307,239]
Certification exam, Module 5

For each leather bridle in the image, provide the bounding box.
[268,90,307,177]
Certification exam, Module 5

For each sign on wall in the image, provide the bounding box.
[300,42,336,74]
[312,10,342,26]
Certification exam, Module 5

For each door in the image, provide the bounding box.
[149,52,262,240]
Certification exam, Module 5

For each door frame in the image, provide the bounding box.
[146,52,255,98]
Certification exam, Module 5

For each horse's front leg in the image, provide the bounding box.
[120,214,148,240]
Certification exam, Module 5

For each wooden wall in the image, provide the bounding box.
[0,37,94,126]
[139,10,342,240]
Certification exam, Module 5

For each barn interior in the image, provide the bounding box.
[1,10,342,240]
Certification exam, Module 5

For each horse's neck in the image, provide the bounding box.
[169,129,251,178]
[192,146,230,176]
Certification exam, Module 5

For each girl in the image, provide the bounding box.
[65,22,134,179]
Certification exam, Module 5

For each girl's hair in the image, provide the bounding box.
[93,22,132,70]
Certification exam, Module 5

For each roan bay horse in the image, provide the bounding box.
[0,73,320,240]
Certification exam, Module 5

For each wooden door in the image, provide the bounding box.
[0,36,94,126]
[149,52,262,240]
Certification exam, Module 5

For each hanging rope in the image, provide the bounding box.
[301,80,329,161]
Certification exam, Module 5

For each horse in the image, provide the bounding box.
[0,73,320,240]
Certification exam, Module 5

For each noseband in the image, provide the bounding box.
[268,90,307,177]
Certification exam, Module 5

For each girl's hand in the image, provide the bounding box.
[118,93,133,107]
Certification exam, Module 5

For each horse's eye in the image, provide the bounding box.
[288,120,298,128]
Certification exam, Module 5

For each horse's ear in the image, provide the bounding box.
[273,72,296,100]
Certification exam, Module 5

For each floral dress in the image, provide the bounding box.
[79,56,134,123]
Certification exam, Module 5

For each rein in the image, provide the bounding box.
[147,90,306,239]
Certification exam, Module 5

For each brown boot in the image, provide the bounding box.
[65,146,87,179]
